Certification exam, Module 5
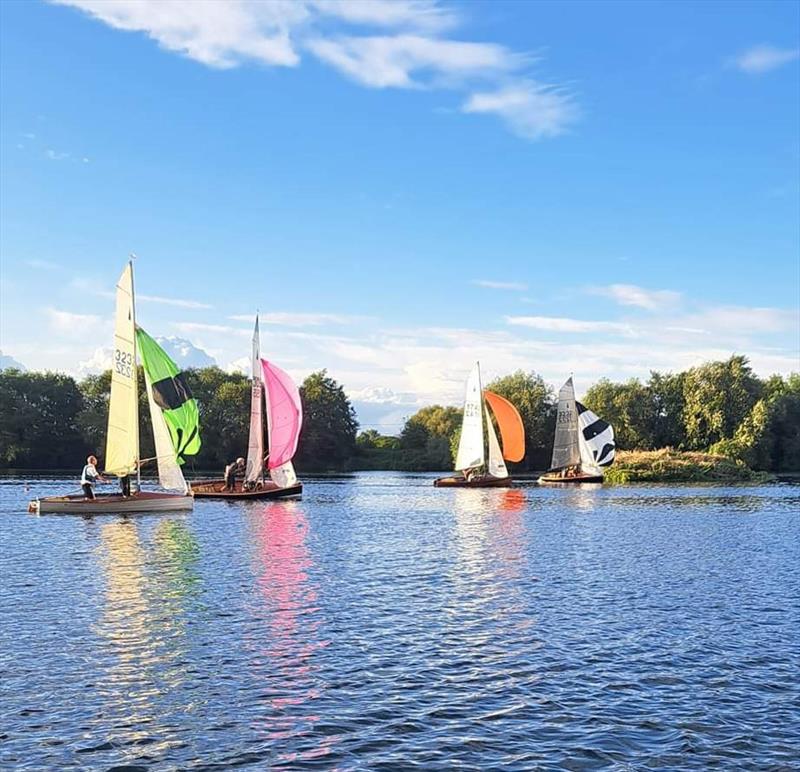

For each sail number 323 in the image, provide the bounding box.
[114,349,133,378]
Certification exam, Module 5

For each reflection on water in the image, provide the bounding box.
[1,475,799,769]
[248,502,332,764]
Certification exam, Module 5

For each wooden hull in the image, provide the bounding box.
[538,472,604,484]
[29,491,194,515]
[191,479,303,500]
[434,475,514,488]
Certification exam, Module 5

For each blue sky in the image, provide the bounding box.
[1,0,798,431]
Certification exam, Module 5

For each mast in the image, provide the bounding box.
[477,360,486,467]
[129,255,141,492]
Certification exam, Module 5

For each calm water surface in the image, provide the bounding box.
[1,474,798,770]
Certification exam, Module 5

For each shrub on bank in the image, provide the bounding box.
[604,448,773,483]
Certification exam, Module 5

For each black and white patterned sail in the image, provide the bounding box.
[549,378,581,471]
[576,401,616,469]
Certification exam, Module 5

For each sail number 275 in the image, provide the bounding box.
[114,349,133,379]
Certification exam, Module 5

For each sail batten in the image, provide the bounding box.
[105,263,139,476]
[454,362,485,471]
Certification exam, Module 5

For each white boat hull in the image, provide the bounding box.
[29,491,194,515]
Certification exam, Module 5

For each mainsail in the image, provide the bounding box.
[105,262,139,477]
[483,390,525,462]
[245,317,265,485]
[261,359,302,488]
[550,377,581,471]
[485,406,509,478]
[576,401,616,472]
[454,362,485,471]
[136,328,201,491]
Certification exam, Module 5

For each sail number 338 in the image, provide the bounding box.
[114,349,133,378]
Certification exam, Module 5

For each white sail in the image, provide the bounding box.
[105,262,139,477]
[576,401,615,474]
[549,377,581,471]
[454,362,485,471]
[142,367,188,492]
[245,317,264,484]
[485,406,508,479]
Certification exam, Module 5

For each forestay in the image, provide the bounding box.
[454,362,485,471]
[105,263,139,477]
[550,377,581,471]
[245,317,265,485]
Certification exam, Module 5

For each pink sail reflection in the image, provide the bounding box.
[260,359,303,469]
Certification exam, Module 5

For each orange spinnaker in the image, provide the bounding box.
[484,390,526,462]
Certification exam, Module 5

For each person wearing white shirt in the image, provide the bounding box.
[81,455,106,500]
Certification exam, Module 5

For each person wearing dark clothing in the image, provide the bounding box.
[120,475,131,497]
[224,457,246,491]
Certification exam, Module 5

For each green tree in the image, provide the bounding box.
[400,405,462,469]
[486,370,555,469]
[0,370,85,468]
[682,356,762,449]
[583,378,654,450]
[646,370,686,448]
[295,370,358,470]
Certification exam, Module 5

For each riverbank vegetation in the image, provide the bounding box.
[1,356,797,477]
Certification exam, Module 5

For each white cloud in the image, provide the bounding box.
[0,350,27,371]
[734,45,800,74]
[45,149,70,160]
[53,0,575,141]
[472,279,528,291]
[139,294,213,309]
[77,346,112,376]
[173,321,250,336]
[46,307,104,337]
[307,34,518,88]
[230,311,366,326]
[591,284,682,311]
[53,0,304,68]
[505,315,635,335]
[463,81,578,140]
[225,355,251,374]
[155,336,217,368]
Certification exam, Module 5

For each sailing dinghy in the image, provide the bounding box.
[538,377,616,483]
[434,361,525,488]
[29,261,199,514]
[192,316,303,500]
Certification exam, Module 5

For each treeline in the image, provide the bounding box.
[357,356,799,473]
[1,355,798,473]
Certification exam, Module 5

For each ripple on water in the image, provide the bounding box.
[1,474,799,769]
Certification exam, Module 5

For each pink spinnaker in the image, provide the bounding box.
[260,359,303,469]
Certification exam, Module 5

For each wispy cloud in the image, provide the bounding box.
[472,279,528,292]
[53,0,577,140]
[25,259,62,270]
[45,149,70,161]
[173,321,250,336]
[463,81,578,140]
[139,294,212,309]
[46,307,104,336]
[505,315,636,335]
[733,44,800,74]
[229,311,367,326]
[590,284,682,312]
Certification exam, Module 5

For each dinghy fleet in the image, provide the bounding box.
[28,260,617,514]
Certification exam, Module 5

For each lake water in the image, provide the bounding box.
[1,473,798,770]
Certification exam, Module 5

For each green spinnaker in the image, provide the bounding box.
[135,327,201,463]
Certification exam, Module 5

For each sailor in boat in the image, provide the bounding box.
[462,466,480,482]
[224,457,246,492]
[81,455,107,500]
